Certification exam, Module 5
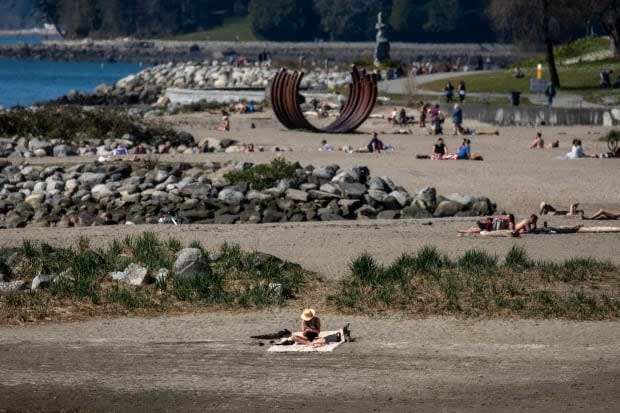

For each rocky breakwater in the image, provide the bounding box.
[54,62,354,106]
[0,160,496,228]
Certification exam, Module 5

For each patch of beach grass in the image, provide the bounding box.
[329,247,620,320]
[0,234,312,324]
[0,105,184,145]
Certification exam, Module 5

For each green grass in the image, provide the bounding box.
[420,58,620,106]
[223,157,301,190]
[329,247,620,320]
[169,17,256,41]
[0,234,311,324]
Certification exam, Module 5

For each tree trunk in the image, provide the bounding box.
[542,0,561,87]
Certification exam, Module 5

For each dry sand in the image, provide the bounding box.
[0,110,618,412]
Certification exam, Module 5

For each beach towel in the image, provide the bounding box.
[268,329,345,353]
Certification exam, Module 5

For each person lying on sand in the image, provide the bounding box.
[539,202,583,216]
[457,214,515,234]
[290,309,327,347]
[581,210,620,220]
[514,214,538,234]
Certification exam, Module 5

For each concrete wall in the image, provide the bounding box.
[466,105,617,126]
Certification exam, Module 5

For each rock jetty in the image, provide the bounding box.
[0,160,496,228]
[52,62,354,106]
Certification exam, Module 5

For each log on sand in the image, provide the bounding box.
[577,226,620,233]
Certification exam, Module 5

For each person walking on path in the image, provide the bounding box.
[458,80,466,103]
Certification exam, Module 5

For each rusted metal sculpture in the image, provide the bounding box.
[270,65,377,133]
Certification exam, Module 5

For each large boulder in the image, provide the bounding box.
[174,248,211,280]
[433,200,463,217]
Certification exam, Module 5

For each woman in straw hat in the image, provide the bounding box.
[291,308,327,346]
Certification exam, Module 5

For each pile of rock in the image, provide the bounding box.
[0,160,496,228]
[0,133,260,159]
[53,62,353,107]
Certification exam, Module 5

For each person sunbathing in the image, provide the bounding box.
[290,309,327,347]
[217,116,230,131]
[514,214,538,234]
[581,210,620,220]
[539,202,583,216]
[530,132,544,148]
[457,214,515,233]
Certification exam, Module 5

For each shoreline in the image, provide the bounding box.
[0,39,525,65]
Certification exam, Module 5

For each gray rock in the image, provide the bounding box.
[377,210,400,220]
[0,280,25,294]
[388,190,409,207]
[337,182,367,199]
[308,190,340,200]
[445,193,474,208]
[218,188,244,206]
[368,176,388,191]
[53,144,76,157]
[367,189,388,203]
[433,200,463,217]
[471,198,494,216]
[79,172,108,186]
[355,205,377,219]
[312,165,338,180]
[262,208,284,223]
[91,184,115,201]
[110,263,148,286]
[285,188,309,202]
[331,169,360,184]
[174,248,211,280]
[415,187,437,211]
[319,183,339,194]
[401,204,433,219]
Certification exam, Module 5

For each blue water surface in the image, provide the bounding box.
[0,58,143,107]
[0,35,142,107]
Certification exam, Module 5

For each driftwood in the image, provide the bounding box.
[577,226,620,233]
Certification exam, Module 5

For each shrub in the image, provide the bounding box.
[223,157,300,190]
[504,245,532,268]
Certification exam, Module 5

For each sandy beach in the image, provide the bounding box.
[0,108,618,412]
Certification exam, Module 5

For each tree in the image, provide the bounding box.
[249,0,320,41]
[389,0,426,40]
[314,0,390,41]
[564,0,620,57]
[487,0,564,87]
[34,0,64,35]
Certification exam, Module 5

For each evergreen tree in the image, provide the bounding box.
[249,0,320,41]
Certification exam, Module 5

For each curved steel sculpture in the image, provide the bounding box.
[270,65,377,133]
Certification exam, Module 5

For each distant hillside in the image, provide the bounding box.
[0,0,39,30]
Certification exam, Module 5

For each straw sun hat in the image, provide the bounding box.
[301,308,315,321]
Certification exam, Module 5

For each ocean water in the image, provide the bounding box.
[0,35,142,107]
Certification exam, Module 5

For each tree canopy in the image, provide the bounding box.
[24,0,615,48]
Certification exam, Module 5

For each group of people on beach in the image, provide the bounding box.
[458,201,619,236]
[529,133,618,158]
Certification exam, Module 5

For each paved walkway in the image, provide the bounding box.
[378,71,604,108]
